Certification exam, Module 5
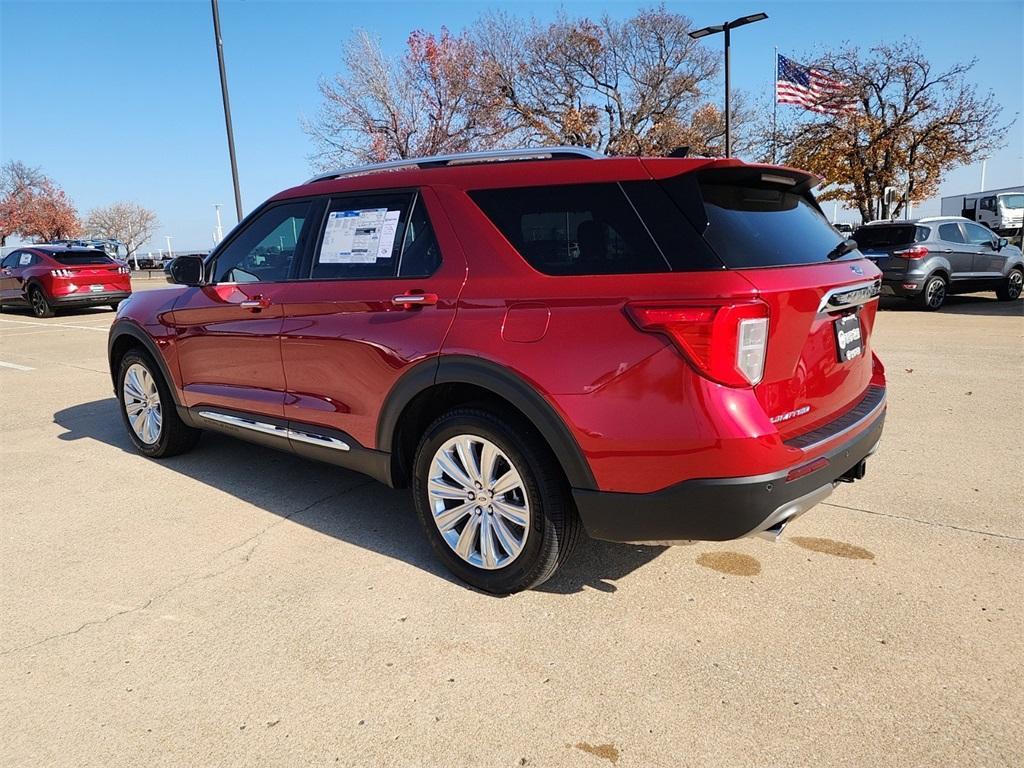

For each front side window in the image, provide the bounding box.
[938,223,966,244]
[470,183,670,275]
[963,222,995,245]
[213,201,313,283]
[309,192,440,280]
[1,252,22,268]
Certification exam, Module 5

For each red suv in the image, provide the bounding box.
[107,148,886,593]
[1,245,132,317]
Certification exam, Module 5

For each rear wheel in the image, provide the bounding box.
[412,406,581,593]
[917,274,947,311]
[29,286,55,318]
[996,268,1023,301]
[117,350,200,458]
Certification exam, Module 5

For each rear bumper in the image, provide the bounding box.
[572,402,885,543]
[51,290,131,306]
[880,278,923,297]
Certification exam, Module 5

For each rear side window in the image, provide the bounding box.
[470,183,671,275]
[683,181,845,268]
[852,225,923,249]
[49,252,113,266]
[938,223,966,243]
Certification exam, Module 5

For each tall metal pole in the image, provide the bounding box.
[211,0,243,223]
[724,25,732,157]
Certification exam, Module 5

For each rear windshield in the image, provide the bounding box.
[684,181,846,268]
[852,225,926,249]
[49,252,115,266]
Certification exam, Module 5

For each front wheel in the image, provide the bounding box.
[996,268,1023,301]
[117,350,200,458]
[917,274,947,311]
[412,406,581,593]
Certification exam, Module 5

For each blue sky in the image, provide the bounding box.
[2,0,1021,250]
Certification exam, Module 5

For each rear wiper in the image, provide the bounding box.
[826,238,859,260]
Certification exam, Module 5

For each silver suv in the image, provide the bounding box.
[853,216,1024,310]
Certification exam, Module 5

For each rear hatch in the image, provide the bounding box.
[851,223,925,278]
[648,162,880,440]
[50,252,124,289]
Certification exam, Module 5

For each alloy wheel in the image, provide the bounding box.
[427,434,531,570]
[123,362,162,445]
[30,290,47,317]
[1009,270,1023,299]
[926,278,946,309]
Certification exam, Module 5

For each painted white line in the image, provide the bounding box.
[0,360,35,371]
[0,318,109,332]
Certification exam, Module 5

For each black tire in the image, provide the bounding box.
[116,349,200,458]
[995,268,1023,301]
[29,285,55,318]
[412,406,582,594]
[109,301,122,311]
[916,274,947,311]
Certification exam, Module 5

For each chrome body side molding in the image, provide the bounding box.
[197,411,350,452]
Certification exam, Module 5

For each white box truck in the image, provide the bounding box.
[941,186,1023,236]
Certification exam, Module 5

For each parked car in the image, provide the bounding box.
[0,245,132,317]
[852,216,1024,310]
[834,222,855,237]
[107,147,887,593]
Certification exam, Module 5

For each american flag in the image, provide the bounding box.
[776,54,859,115]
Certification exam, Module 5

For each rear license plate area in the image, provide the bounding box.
[834,312,863,362]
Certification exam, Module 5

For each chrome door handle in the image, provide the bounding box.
[239,296,271,310]
[392,292,438,308]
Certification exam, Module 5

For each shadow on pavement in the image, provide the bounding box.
[879,294,1024,317]
[53,398,665,595]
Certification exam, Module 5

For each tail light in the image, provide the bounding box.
[50,269,74,277]
[117,266,130,274]
[893,245,929,259]
[626,302,770,387]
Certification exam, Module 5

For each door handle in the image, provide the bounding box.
[239,295,271,310]
[392,292,438,309]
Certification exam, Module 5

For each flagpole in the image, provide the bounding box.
[772,46,778,164]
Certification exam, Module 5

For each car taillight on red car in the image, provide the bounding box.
[50,269,74,277]
[626,302,770,387]
[892,245,929,259]
[117,266,130,274]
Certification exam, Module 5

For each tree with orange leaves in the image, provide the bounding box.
[0,161,80,245]
[777,42,1007,222]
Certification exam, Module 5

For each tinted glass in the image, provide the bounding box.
[1,252,21,268]
[938,223,966,244]
[962,222,994,245]
[50,252,113,265]
[214,201,312,283]
[470,183,670,275]
[853,225,919,249]
[693,182,846,267]
[397,195,442,278]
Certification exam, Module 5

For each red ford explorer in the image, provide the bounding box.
[1,245,132,317]
[107,148,886,593]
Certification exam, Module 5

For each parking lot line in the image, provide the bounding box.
[0,318,109,332]
[0,360,35,371]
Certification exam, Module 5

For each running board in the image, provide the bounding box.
[197,411,350,451]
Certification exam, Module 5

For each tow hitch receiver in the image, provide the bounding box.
[839,459,867,483]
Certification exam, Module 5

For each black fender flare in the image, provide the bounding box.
[377,355,597,490]
[107,319,182,406]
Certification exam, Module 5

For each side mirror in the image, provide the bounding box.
[166,255,205,286]
[997,237,1009,251]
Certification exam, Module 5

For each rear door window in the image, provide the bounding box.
[938,223,966,244]
[470,183,672,275]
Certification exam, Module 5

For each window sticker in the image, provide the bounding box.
[318,208,401,264]
[19,253,32,265]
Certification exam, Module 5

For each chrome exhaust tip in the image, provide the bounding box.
[755,519,789,541]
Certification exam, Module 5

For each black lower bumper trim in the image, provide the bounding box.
[52,291,130,306]
[572,407,885,543]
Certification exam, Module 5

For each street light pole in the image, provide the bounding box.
[213,204,224,244]
[689,12,768,158]
[165,236,174,260]
[211,0,243,223]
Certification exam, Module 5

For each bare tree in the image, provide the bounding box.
[85,202,159,265]
[473,6,726,155]
[304,28,506,168]
[777,42,1008,221]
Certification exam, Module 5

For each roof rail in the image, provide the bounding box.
[305,146,604,184]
